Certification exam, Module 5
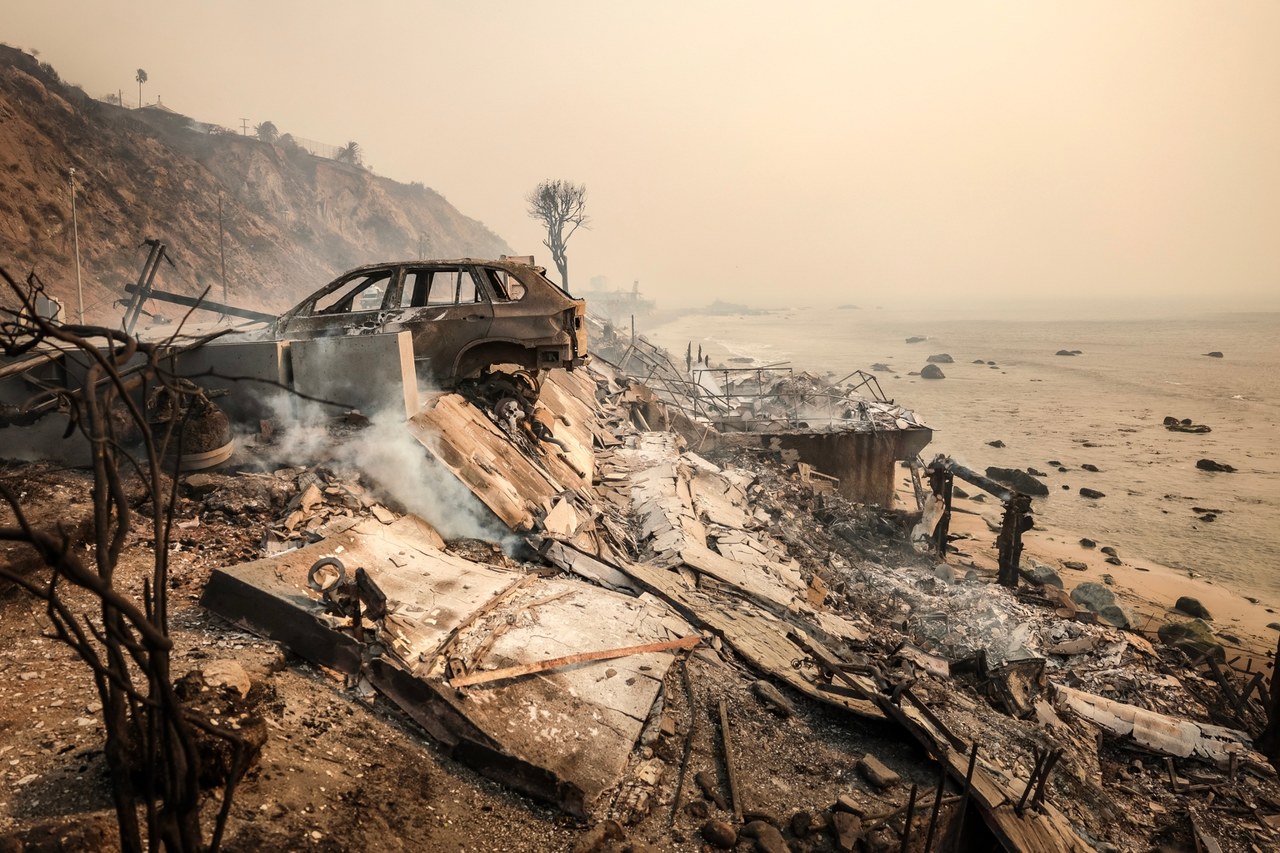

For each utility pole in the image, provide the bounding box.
[69,167,83,323]
[240,118,249,136]
[218,193,227,304]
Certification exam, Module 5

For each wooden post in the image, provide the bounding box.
[997,493,1032,588]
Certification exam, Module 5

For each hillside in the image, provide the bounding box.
[0,46,512,321]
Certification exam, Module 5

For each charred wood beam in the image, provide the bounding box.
[124,282,277,323]
[997,494,1033,588]
[928,466,954,558]
[1253,633,1280,774]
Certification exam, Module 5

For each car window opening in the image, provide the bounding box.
[313,271,392,315]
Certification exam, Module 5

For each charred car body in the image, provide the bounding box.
[272,258,587,395]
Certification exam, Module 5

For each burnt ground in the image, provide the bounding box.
[2,444,1280,853]
[0,460,951,853]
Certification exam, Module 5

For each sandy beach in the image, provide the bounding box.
[644,307,1280,664]
[894,473,1280,666]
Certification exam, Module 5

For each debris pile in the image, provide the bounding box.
[3,338,1280,850]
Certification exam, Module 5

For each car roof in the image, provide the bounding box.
[336,258,538,276]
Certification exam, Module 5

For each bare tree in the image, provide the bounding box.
[335,140,361,166]
[526,179,589,292]
[255,121,279,144]
[135,68,147,108]
[0,269,252,852]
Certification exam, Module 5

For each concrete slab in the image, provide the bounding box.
[201,514,691,817]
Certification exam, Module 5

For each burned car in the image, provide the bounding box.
[272,258,587,396]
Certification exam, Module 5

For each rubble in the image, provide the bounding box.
[3,330,1280,851]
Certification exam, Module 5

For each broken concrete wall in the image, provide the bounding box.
[165,338,289,423]
[722,426,932,506]
[289,331,419,419]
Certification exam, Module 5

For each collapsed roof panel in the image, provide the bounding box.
[201,515,692,816]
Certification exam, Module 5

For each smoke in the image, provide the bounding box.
[249,389,515,547]
[336,407,512,544]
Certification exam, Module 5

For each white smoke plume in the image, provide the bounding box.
[249,389,515,547]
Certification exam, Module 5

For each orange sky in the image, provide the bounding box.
[8,1,1279,313]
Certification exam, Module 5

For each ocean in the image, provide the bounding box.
[645,308,1280,604]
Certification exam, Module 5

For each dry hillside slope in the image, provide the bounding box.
[0,45,512,321]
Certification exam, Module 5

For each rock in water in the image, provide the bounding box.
[1203,351,1224,358]
[985,466,1049,496]
[1196,459,1236,473]
[1174,596,1212,620]
[927,353,954,363]
[1079,537,1096,548]
[1055,350,1078,356]
[987,439,1006,448]
[1079,487,1106,499]
[905,336,928,344]
[1081,463,1100,472]
[920,363,946,379]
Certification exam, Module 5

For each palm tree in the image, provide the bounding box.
[335,140,361,166]
[255,121,279,143]
[135,68,147,108]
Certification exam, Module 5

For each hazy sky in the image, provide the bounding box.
[9,2,1280,313]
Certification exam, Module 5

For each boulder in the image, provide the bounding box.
[1174,596,1212,620]
[1029,564,1063,588]
[1097,605,1132,629]
[1203,351,1224,358]
[1079,488,1105,499]
[1062,561,1088,571]
[1055,350,1077,356]
[1158,619,1224,660]
[1196,459,1236,473]
[1100,546,1118,556]
[1081,463,1100,472]
[1026,467,1047,477]
[1071,582,1115,614]
[972,358,985,364]
[927,353,954,364]
[1079,538,1096,548]
[919,364,946,379]
[987,439,1006,448]
[984,466,1049,496]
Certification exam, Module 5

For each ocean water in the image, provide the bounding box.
[646,308,1280,603]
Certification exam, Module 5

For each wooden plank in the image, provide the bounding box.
[449,634,701,687]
